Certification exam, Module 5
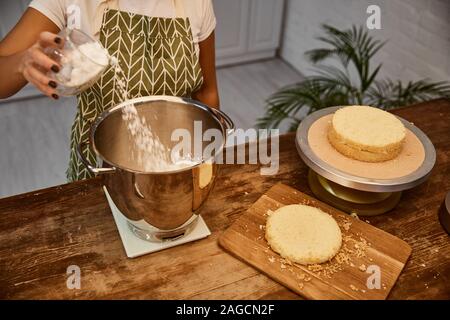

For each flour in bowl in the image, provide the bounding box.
[121,102,201,172]
[112,61,200,172]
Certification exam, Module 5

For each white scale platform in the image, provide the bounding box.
[103,187,211,258]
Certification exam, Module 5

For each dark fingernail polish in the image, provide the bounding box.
[48,81,57,88]
[54,37,62,44]
[51,65,59,73]
[52,94,59,100]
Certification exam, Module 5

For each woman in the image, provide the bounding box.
[0,0,219,181]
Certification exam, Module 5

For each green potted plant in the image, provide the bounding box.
[258,24,450,131]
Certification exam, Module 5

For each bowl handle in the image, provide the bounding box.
[210,108,235,134]
[76,141,116,174]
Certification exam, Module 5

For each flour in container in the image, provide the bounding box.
[56,42,109,88]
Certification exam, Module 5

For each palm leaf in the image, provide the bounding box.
[306,24,385,91]
[366,79,450,109]
[258,79,331,129]
[258,24,450,131]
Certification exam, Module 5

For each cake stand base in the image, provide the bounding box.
[308,170,402,216]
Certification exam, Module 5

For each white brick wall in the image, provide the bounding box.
[280,0,450,82]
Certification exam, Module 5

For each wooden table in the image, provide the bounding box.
[0,99,449,300]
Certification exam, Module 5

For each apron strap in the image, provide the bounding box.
[92,0,119,37]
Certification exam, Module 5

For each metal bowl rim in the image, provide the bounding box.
[89,95,230,175]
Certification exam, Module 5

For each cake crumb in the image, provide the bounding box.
[350,284,358,291]
[281,258,293,266]
[359,264,367,272]
[350,212,360,220]
[342,221,352,231]
[296,273,306,280]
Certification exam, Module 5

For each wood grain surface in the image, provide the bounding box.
[219,183,412,300]
[0,99,449,299]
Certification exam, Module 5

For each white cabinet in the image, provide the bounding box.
[214,0,285,67]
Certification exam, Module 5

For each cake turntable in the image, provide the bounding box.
[296,106,436,216]
[439,191,450,234]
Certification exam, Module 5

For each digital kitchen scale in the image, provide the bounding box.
[103,187,211,258]
[296,107,436,216]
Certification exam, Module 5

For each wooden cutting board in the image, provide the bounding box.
[219,183,412,300]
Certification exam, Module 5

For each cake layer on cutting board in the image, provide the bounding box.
[265,204,343,265]
[219,183,412,300]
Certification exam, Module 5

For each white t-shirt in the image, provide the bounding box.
[29,0,216,56]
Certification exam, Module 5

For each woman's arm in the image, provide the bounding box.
[0,8,61,99]
[192,31,220,109]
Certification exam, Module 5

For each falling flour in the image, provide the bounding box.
[111,58,199,172]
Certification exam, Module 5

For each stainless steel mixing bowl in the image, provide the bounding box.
[77,96,234,242]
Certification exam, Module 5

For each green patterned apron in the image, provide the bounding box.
[67,2,203,181]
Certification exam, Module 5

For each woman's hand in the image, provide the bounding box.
[18,31,63,100]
